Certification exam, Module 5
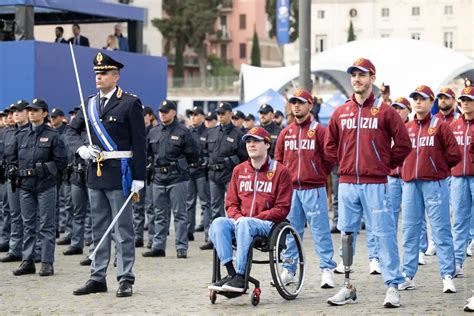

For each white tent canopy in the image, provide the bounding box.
[241,38,474,103]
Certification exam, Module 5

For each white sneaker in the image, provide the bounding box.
[454,265,464,278]
[465,296,474,312]
[442,275,456,293]
[334,260,353,274]
[418,252,426,265]
[369,258,381,275]
[425,240,436,256]
[398,275,416,290]
[327,285,357,306]
[321,268,335,289]
[383,287,401,308]
[271,268,296,286]
[467,240,474,257]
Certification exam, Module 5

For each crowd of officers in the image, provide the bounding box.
[0,55,473,311]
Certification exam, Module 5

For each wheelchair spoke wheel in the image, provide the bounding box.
[269,223,305,300]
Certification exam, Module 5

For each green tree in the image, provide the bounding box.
[265,0,299,42]
[152,0,222,82]
[348,20,356,42]
[250,30,261,67]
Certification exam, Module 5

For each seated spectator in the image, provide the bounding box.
[68,24,90,47]
[104,35,119,51]
[114,24,129,52]
[54,26,67,43]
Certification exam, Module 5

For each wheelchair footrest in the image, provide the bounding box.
[217,291,247,299]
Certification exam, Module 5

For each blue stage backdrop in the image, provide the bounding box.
[0,41,167,112]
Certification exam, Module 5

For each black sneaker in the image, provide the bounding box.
[222,274,245,293]
[208,275,234,292]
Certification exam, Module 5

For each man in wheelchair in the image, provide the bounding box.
[207,127,292,293]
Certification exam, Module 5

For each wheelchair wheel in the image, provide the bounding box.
[269,223,305,300]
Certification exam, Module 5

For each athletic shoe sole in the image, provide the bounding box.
[327,298,357,306]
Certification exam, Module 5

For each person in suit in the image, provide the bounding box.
[68,24,90,47]
[54,27,67,44]
[67,52,146,297]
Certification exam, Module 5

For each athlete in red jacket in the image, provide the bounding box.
[450,86,474,278]
[325,58,410,308]
[400,85,461,294]
[274,88,337,289]
[207,127,292,293]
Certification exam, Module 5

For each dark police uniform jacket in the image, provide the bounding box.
[206,123,247,185]
[189,123,208,180]
[16,124,67,192]
[148,118,198,186]
[65,87,146,190]
[262,122,282,158]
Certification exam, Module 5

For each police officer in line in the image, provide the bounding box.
[204,111,218,129]
[0,108,10,253]
[62,127,91,257]
[12,98,67,277]
[258,104,282,158]
[243,113,255,131]
[231,110,246,133]
[142,100,198,259]
[273,110,285,128]
[185,106,211,240]
[0,101,30,262]
[68,52,146,297]
[200,102,247,250]
[143,106,158,249]
[132,106,157,249]
[50,108,74,245]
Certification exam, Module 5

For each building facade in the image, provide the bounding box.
[284,0,474,65]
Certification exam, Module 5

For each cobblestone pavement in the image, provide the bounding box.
[0,221,472,314]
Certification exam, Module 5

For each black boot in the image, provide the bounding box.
[13,260,35,276]
[63,247,83,256]
[142,248,166,257]
[39,263,54,276]
[79,256,92,266]
[116,281,133,297]
[56,236,72,245]
[0,253,22,262]
[200,241,214,250]
[73,279,107,295]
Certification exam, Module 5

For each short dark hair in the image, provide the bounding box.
[72,23,80,29]
[56,26,64,33]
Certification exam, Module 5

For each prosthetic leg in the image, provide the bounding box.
[327,232,357,305]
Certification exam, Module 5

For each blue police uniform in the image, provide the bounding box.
[13,99,67,276]
[144,109,198,258]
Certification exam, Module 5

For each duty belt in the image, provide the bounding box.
[209,163,225,171]
[99,151,133,160]
[155,166,177,174]
[18,169,37,177]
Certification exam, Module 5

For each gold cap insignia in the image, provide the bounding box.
[249,127,258,134]
[96,52,103,65]
[354,58,364,65]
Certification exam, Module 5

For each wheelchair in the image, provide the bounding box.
[209,220,305,306]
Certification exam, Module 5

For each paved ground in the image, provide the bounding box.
[0,220,472,314]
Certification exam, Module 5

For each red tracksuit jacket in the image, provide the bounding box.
[402,114,461,182]
[435,110,461,124]
[324,92,411,184]
[274,116,333,190]
[451,115,474,177]
[225,158,292,223]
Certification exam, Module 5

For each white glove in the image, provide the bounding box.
[131,180,145,193]
[77,145,101,160]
